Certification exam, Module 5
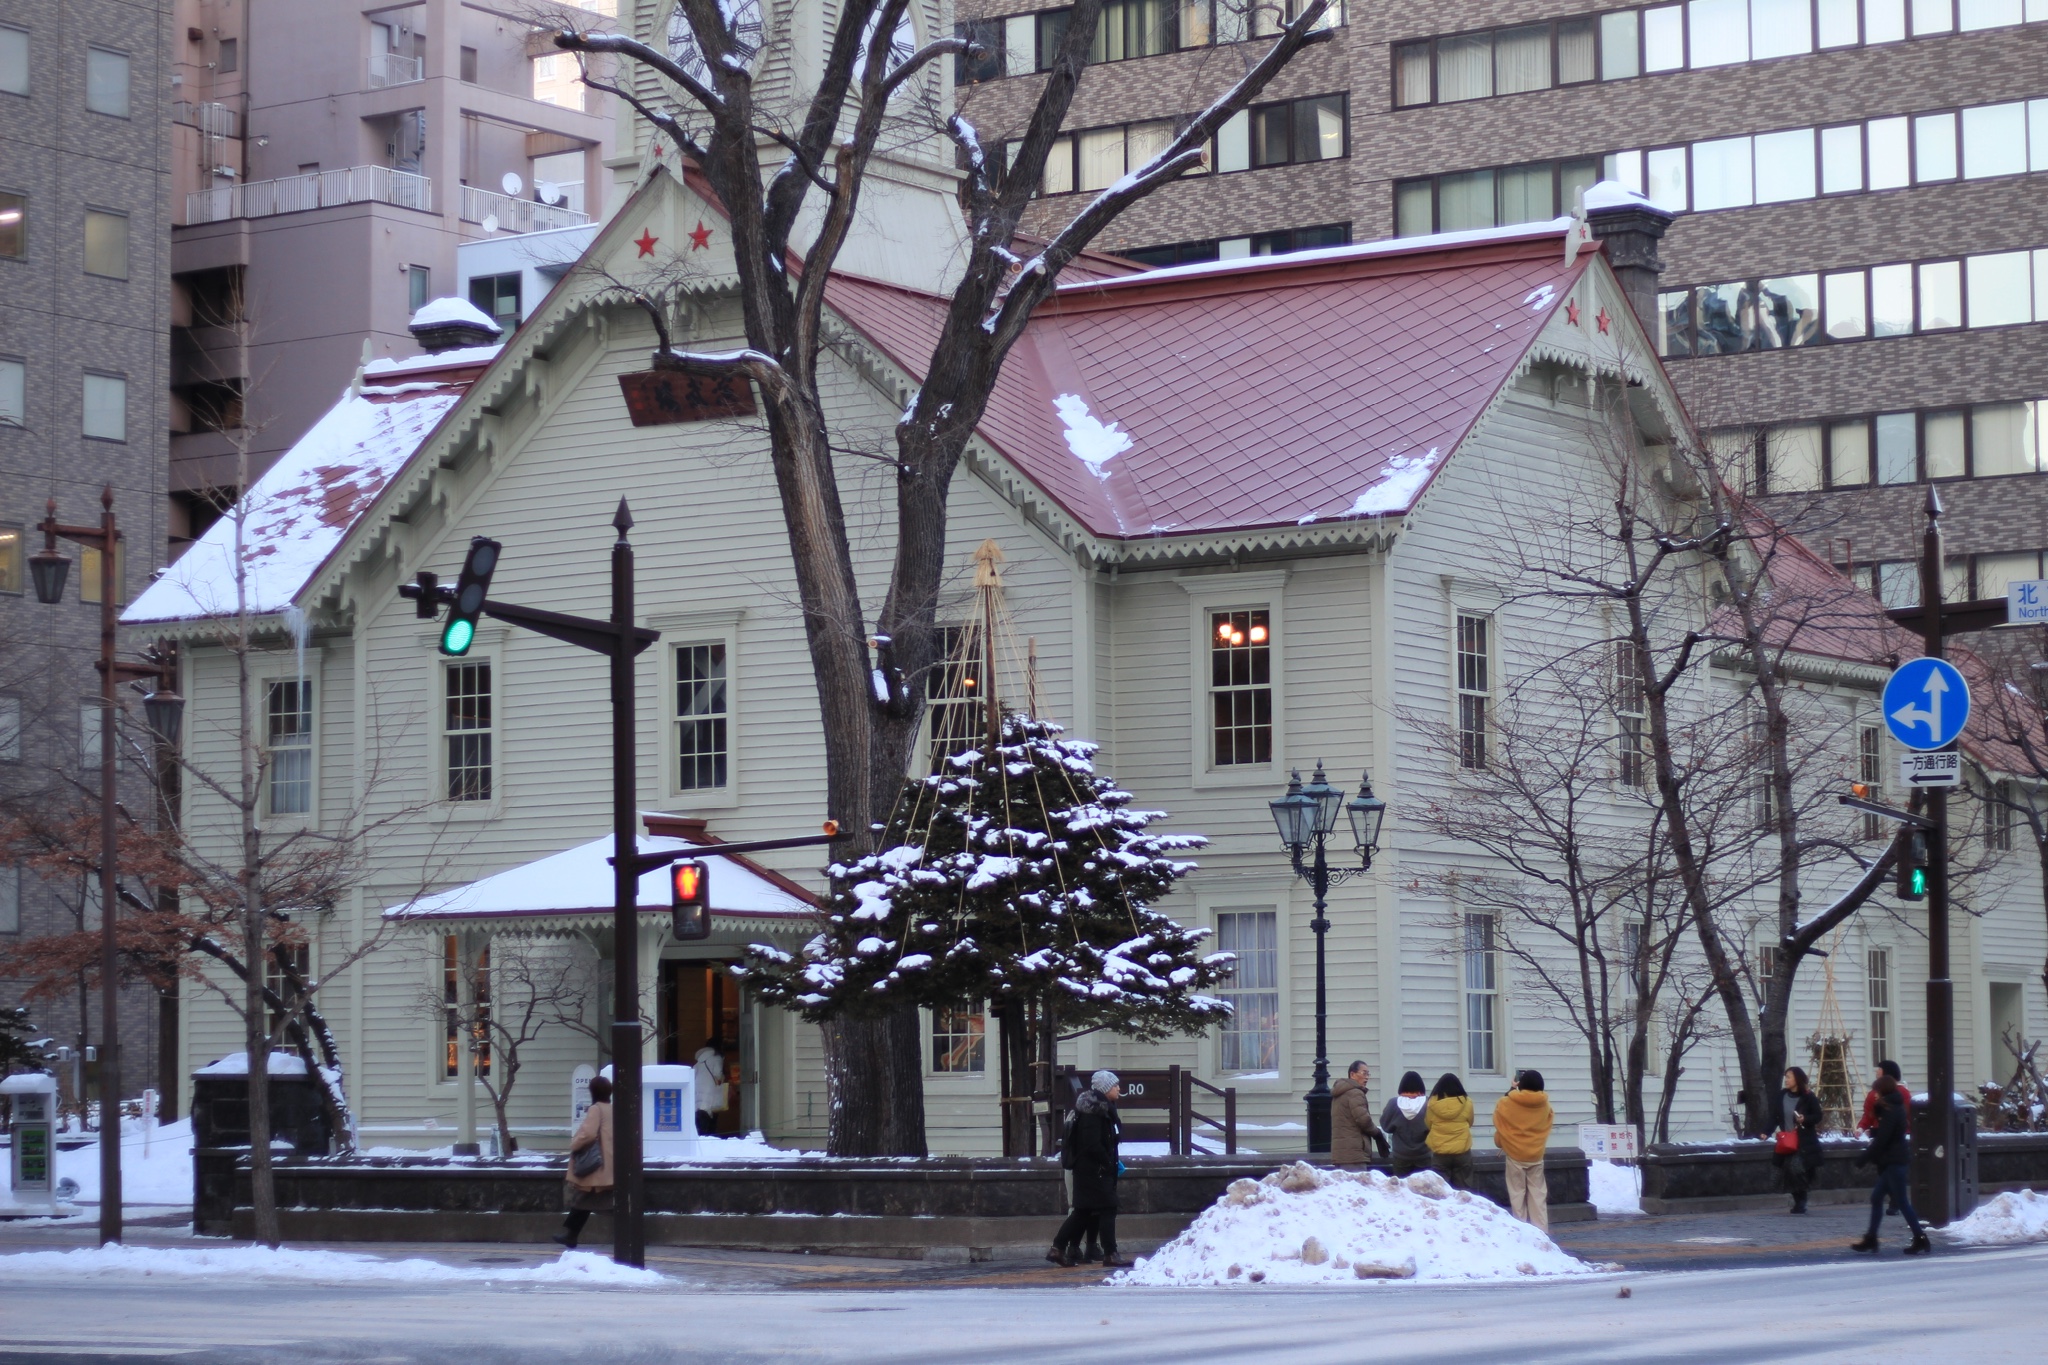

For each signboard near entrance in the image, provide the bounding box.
[1577,1124,1639,1160]
[1901,750,1962,788]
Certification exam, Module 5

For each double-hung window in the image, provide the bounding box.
[1455,613,1492,770]
[1866,947,1892,1064]
[265,680,313,816]
[924,625,982,772]
[1464,912,1499,1072]
[930,1003,986,1073]
[443,935,490,1078]
[1859,724,1884,840]
[1615,641,1649,786]
[1215,909,1278,1072]
[674,643,728,790]
[444,662,492,802]
[1209,610,1272,767]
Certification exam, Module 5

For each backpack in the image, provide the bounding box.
[1058,1110,1077,1169]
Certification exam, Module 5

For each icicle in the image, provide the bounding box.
[283,603,311,689]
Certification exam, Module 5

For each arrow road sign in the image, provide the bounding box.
[1882,657,1970,751]
[1900,750,1961,787]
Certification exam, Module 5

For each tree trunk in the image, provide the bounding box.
[994,998,1033,1157]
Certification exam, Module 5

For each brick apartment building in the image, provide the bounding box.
[953,0,2048,601]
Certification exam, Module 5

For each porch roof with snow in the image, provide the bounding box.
[384,831,818,933]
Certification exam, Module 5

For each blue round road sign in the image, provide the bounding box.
[1881,657,1970,751]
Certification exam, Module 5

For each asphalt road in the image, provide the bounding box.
[0,1241,2038,1365]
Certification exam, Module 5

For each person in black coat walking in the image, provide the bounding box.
[1050,1070,1128,1269]
[1774,1067,1825,1214]
[1851,1074,1931,1255]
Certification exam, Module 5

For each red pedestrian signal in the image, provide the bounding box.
[671,859,710,940]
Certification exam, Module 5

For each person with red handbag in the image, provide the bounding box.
[1773,1067,1824,1214]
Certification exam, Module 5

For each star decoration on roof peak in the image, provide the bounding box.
[1596,308,1612,335]
[688,221,713,250]
[634,229,658,258]
[1565,299,1580,325]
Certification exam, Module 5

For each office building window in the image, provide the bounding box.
[468,272,521,331]
[444,662,492,802]
[0,695,19,759]
[1464,912,1499,1073]
[1215,910,1278,1072]
[265,680,313,815]
[460,45,479,83]
[0,26,26,96]
[674,643,728,790]
[408,265,431,315]
[930,1003,986,1072]
[1120,223,1349,268]
[81,373,125,441]
[79,704,102,770]
[78,542,124,605]
[1867,947,1891,1064]
[0,191,21,258]
[0,359,22,424]
[83,209,127,279]
[1209,609,1272,767]
[1456,612,1492,770]
[0,865,18,933]
[218,37,237,73]
[85,47,129,117]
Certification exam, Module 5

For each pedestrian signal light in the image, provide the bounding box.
[671,859,711,940]
[440,537,500,656]
[1897,831,1929,902]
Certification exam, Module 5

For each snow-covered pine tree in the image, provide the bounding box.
[745,714,1231,1154]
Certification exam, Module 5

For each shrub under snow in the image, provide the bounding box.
[1944,1189,2048,1246]
[1115,1162,1597,1286]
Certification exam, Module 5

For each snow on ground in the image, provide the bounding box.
[1115,1162,1598,1286]
[1588,1160,1644,1218]
[1943,1190,2048,1246]
[0,1244,665,1286]
[354,1132,818,1164]
[0,1117,196,1209]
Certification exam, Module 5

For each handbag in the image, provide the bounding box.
[1773,1129,1800,1155]
[571,1139,605,1178]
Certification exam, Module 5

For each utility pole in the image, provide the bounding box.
[1914,487,1956,1228]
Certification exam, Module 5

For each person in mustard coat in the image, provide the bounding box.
[1492,1069,1555,1230]
[1425,1072,1475,1190]
[556,1074,614,1249]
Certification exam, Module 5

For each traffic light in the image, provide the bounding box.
[439,537,500,656]
[1897,831,1929,901]
[671,859,711,940]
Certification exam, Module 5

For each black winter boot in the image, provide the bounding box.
[1850,1233,1879,1253]
[1904,1231,1932,1255]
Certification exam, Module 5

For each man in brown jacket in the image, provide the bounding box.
[1330,1060,1388,1165]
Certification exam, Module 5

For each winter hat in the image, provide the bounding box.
[1398,1071,1426,1095]
[1090,1069,1120,1094]
[1879,1059,1902,1082]
[1517,1070,1545,1093]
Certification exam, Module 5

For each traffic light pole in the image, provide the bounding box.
[607,503,645,1269]
[1915,488,1956,1228]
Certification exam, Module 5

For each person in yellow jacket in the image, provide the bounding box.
[1493,1070,1555,1231]
[1424,1073,1475,1190]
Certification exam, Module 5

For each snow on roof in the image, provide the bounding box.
[385,834,817,923]
[825,222,1592,541]
[123,376,472,626]
[362,344,503,378]
[409,295,501,333]
[1582,178,1668,214]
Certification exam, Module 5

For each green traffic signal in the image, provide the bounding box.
[437,536,500,658]
[1908,866,1928,897]
[442,617,476,656]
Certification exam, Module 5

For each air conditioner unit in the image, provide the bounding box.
[211,165,239,179]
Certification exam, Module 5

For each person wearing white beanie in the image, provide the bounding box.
[1049,1071,1128,1269]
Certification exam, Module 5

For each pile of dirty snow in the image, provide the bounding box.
[1116,1163,1597,1286]
[1944,1190,2048,1246]
[0,1244,664,1286]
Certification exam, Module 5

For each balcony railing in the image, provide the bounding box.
[185,166,432,225]
[173,100,240,139]
[459,184,589,235]
[367,52,424,88]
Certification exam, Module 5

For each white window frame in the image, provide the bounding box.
[1204,897,1289,1088]
[1453,608,1495,772]
[441,658,495,807]
[262,675,317,822]
[429,933,493,1089]
[81,371,125,442]
[1177,570,1287,789]
[923,1002,993,1085]
[1463,909,1504,1075]
[1615,640,1649,787]
[652,609,742,808]
[1867,944,1893,1066]
[421,627,501,818]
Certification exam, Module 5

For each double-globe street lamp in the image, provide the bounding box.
[1268,761,1385,1155]
[28,488,183,1245]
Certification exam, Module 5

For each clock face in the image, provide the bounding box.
[667,0,764,86]
[856,8,918,81]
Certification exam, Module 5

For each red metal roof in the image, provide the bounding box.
[825,224,1594,542]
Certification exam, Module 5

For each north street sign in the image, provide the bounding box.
[1882,657,1970,751]
[1900,750,1961,788]
[2011,579,2048,626]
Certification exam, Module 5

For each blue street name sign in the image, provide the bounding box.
[1882,657,1970,752]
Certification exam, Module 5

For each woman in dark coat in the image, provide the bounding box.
[1049,1070,1128,1268]
[1380,1071,1433,1177]
[1852,1075,1930,1255]
[1774,1066,1825,1214]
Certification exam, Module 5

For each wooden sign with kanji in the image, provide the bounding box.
[617,367,757,426]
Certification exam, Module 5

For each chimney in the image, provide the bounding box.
[1584,182,1676,332]
[407,296,503,354]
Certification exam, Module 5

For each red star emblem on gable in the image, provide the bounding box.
[634,229,658,258]
[1596,308,1612,335]
[1565,299,1580,325]
[688,221,713,250]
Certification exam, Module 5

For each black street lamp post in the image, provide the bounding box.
[1269,761,1385,1154]
[29,488,183,1247]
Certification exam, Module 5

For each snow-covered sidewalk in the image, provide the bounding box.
[0,1243,667,1286]
[1116,1162,1602,1286]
